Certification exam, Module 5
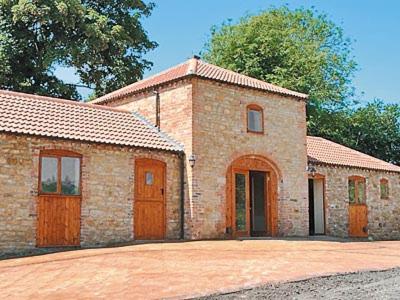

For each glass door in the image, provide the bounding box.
[250,171,267,236]
[233,169,250,237]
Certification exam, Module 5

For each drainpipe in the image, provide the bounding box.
[179,152,185,240]
[153,91,161,131]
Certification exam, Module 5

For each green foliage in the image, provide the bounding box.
[308,100,400,164]
[203,6,357,107]
[0,0,157,100]
[203,6,400,164]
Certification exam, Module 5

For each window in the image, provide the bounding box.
[145,172,154,185]
[348,176,366,204]
[380,178,389,199]
[41,157,58,193]
[247,104,263,133]
[39,150,81,195]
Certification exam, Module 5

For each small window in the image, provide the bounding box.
[145,172,154,185]
[39,151,81,195]
[348,176,366,204]
[380,178,389,199]
[247,105,263,133]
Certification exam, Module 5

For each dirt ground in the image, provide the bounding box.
[202,268,400,299]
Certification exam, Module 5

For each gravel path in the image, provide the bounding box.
[200,268,400,299]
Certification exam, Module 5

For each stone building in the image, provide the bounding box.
[307,136,400,239]
[1,57,399,253]
[0,91,183,253]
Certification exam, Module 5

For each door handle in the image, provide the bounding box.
[161,188,164,195]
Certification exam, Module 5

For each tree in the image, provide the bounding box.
[309,100,400,164]
[350,101,399,164]
[203,7,400,164]
[203,7,357,108]
[0,0,157,100]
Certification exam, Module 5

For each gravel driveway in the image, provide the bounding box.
[202,268,400,299]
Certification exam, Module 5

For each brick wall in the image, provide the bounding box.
[108,78,309,238]
[0,133,181,253]
[110,80,193,153]
[105,80,197,238]
[312,164,400,239]
[191,79,309,237]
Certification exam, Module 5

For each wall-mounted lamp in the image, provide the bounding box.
[307,165,317,177]
[188,154,196,168]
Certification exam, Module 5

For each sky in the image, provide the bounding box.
[57,0,400,104]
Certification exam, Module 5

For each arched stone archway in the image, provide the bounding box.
[225,155,279,237]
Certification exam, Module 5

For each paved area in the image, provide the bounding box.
[203,268,400,299]
[1,239,400,299]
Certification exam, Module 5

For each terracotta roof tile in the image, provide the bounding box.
[0,90,182,152]
[92,57,308,104]
[307,136,400,173]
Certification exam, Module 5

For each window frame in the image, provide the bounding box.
[348,175,366,204]
[38,149,82,196]
[246,104,264,134]
[380,178,389,200]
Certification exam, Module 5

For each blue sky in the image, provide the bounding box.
[57,0,400,104]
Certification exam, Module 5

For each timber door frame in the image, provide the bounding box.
[37,149,82,247]
[134,158,167,240]
[226,155,279,238]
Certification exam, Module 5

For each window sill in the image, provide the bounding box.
[247,130,264,135]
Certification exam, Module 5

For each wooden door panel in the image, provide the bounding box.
[64,197,81,245]
[134,201,164,240]
[37,196,81,247]
[349,204,368,237]
[136,161,164,200]
[134,159,166,240]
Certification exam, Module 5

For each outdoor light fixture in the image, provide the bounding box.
[188,154,196,168]
[307,165,317,177]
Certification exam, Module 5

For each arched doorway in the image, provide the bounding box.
[226,155,279,237]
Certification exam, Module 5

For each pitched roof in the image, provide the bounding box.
[307,136,400,173]
[0,90,182,152]
[92,57,308,104]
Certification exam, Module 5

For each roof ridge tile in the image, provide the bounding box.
[91,58,308,104]
[0,89,131,114]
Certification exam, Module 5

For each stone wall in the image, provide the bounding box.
[109,80,193,154]
[106,80,197,238]
[191,79,309,237]
[312,164,400,239]
[0,133,181,253]
[108,78,309,238]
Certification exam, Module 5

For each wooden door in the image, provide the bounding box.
[349,204,368,237]
[134,159,166,240]
[37,195,81,246]
[232,169,250,237]
[348,176,368,237]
